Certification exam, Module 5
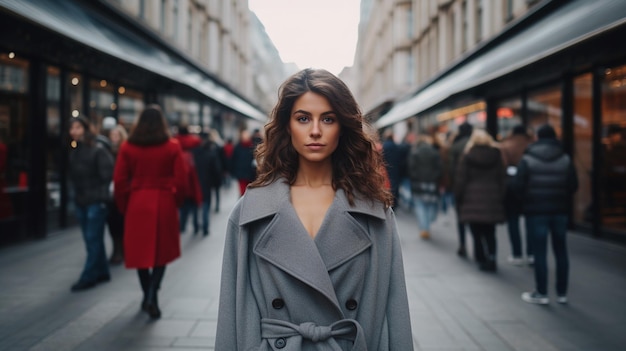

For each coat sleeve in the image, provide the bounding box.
[215,210,262,351]
[96,146,114,186]
[454,156,468,205]
[113,143,131,214]
[386,210,415,350]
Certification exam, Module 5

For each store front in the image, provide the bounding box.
[0,0,265,244]
[374,0,626,243]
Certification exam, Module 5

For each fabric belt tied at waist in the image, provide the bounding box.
[261,318,366,349]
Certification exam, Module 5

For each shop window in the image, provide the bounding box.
[572,73,593,226]
[89,79,115,133]
[527,84,562,137]
[0,65,29,236]
[118,88,144,131]
[601,64,626,231]
[496,96,523,140]
[0,53,28,93]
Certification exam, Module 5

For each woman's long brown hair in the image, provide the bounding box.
[250,68,393,208]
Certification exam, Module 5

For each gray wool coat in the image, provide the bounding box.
[215,179,414,351]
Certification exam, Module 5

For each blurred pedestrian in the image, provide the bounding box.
[407,134,442,239]
[105,123,128,265]
[515,124,578,305]
[194,129,225,236]
[382,129,404,209]
[499,124,533,265]
[447,122,473,257]
[222,137,234,188]
[68,116,114,292]
[215,68,413,350]
[113,104,187,319]
[454,129,506,272]
[175,125,203,234]
[231,129,256,196]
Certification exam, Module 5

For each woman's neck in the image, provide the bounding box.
[293,160,333,188]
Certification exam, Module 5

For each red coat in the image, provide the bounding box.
[175,134,203,205]
[113,139,187,268]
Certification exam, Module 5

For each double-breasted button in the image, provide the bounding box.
[272,298,285,309]
[274,337,286,349]
[345,299,358,310]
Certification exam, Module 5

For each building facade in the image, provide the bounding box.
[356,0,626,242]
[0,0,286,244]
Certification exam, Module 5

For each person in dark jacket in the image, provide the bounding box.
[454,129,506,272]
[448,122,473,257]
[194,129,225,236]
[515,124,578,305]
[499,124,533,265]
[231,129,256,196]
[407,134,442,239]
[68,117,115,291]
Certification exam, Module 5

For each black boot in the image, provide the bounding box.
[137,269,151,312]
[146,266,166,319]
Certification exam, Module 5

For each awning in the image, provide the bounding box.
[0,0,267,122]
[375,0,626,128]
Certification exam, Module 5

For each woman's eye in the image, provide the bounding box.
[296,116,309,123]
[323,116,336,124]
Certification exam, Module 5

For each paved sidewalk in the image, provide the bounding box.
[0,184,625,350]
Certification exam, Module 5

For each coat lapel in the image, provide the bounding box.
[239,180,387,315]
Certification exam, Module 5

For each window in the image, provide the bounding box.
[496,96,523,140]
[527,84,562,137]
[600,64,626,231]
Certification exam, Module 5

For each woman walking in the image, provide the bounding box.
[454,129,506,272]
[215,68,414,350]
[113,105,187,319]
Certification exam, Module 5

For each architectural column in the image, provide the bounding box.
[466,0,476,46]
[453,0,463,57]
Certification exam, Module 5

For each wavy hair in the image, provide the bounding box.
[250,68,392,208]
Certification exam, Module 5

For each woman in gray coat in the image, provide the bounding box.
[215,69,414,350]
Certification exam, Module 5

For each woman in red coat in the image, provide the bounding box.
[113,104,187,319]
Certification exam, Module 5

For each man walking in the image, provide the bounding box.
[514,124,578,304]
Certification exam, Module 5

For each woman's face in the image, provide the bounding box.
[289,92,341,164]
[69,121,85,141]
[110,129,121,145]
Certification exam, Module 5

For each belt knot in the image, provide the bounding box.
[297,322,332,342]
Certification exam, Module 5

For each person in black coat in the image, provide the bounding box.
[514,124,578,305]
[194,129,225,236]
[454,129,506,272]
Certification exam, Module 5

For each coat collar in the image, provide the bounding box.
[238,179,386,225]
[239,179,386,314]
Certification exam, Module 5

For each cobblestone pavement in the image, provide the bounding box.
[1,184,625,350]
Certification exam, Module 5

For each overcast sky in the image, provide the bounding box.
[248,0,361,75]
